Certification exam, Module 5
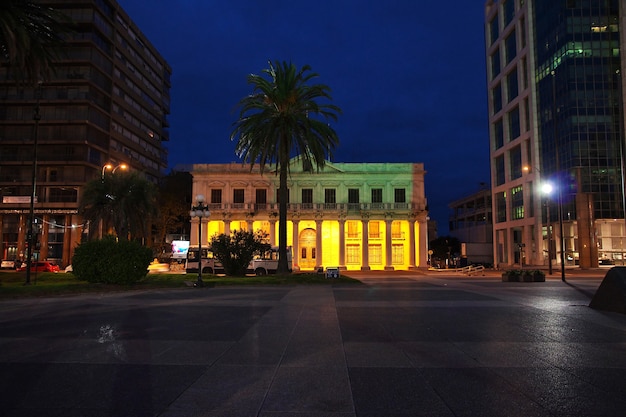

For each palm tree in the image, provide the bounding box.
[79,172,157,242]
[230,61,341,274]
[0,0,70,84]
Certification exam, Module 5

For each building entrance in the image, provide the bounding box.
[299,228,317,270]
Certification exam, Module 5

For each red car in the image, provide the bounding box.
[17,261,60,273]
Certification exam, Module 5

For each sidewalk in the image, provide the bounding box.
[1,271,625,416]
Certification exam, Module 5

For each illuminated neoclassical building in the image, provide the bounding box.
[189,159,429,271]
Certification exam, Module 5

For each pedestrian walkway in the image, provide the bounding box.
[1,271,625,416]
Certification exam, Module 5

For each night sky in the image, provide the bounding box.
[118,0,490,235]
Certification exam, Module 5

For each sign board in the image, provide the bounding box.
[326,267,340,279]
[3,196,37,204]
[171,240,190,259]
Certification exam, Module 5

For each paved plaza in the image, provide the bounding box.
[1,270,626,416]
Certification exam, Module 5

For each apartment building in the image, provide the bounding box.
[0,0,171,267]
[189,159,429,271]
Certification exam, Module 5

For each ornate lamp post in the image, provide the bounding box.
[189,194,210,287]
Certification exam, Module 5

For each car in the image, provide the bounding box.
[1,259,20,270]
[17,261,60,273]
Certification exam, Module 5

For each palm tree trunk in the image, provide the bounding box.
[277,145,290,274]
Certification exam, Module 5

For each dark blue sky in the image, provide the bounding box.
[119,0,490,235]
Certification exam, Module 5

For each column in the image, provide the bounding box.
[338,218,346,270]
[361,219,370,271]
[224,220,231,236]
[315,219,323,269]
[269,219,277,246]
[418,216,428,268]
[384,219,394,271]
[292,220,300,271]
[408,218,417,270]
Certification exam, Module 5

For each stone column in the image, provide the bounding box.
[269,219,277,246]
[384,218,394,271]
[418,214,429,268]
[315,219,323,269]
[408,217,417,270]
[361,217,370,271]
[338,217,346,270]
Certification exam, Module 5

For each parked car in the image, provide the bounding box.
[1,259,20,270]
[17,261,60,273]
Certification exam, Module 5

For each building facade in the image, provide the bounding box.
[0,0,171,267]
[448,188,494,266]
[189,159,429,271]
[485,0,626,268]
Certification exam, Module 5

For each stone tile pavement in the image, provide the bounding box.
[1,269,625,416]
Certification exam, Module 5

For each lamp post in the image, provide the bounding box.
[542,183,553,275]
[189,194,210,287]
[25,83,42,285]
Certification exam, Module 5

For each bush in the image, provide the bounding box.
[502,269,545,282]
[72,236,152,284]
[210,230,271,276]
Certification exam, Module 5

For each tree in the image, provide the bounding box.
[79,171,157,242]
[429,236,461,268]
[0,0,71,84]
[210,230,271,276]
[230,60,341,274]
[152,171,192,256]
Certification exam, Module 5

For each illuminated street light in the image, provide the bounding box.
[189,194,210,287]
[101,163,128,179]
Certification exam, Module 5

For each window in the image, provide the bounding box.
[369,244,382,264]
[348,188,359,209]
[347,221,359,238]
[509,145,522,180]
[392,244,404,264]
[255,189,266,210]
[490,15,499,45]
[491,49,501,79]
[492,84,502,113]
[392,221,403,239]
[495,155,505,186]
[511,185,524,220]
[210,189,222,204]
[504,0,515,26]
[494,119,504,149]
[324,188,336,204]
[508,106,520,140]
[233,189,244,205]
[346,244,360,264]
[371,188,383,204]
[394,188,406,203]
[505,30,517,64]
[506,68,518,102]
[302,188,313,208]
[496,191,507,223]
[369,221,381,239]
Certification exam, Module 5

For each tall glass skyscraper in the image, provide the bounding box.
[485,0,625,268]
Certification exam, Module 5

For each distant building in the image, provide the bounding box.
[448,188,494,266]
[484,0,626,268]
[189,159,429,271]
[0,0,171,266]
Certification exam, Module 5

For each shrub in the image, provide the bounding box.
[210,230,271,276]
[72,236,152,284]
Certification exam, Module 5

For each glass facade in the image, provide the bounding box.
[534,0,623,221]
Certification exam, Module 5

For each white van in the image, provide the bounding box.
[185,247,223,275]
[247,246,293,276]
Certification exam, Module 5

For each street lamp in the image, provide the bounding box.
[542,183,554,275]
[189,194,210,287]
[101,163,128,179]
